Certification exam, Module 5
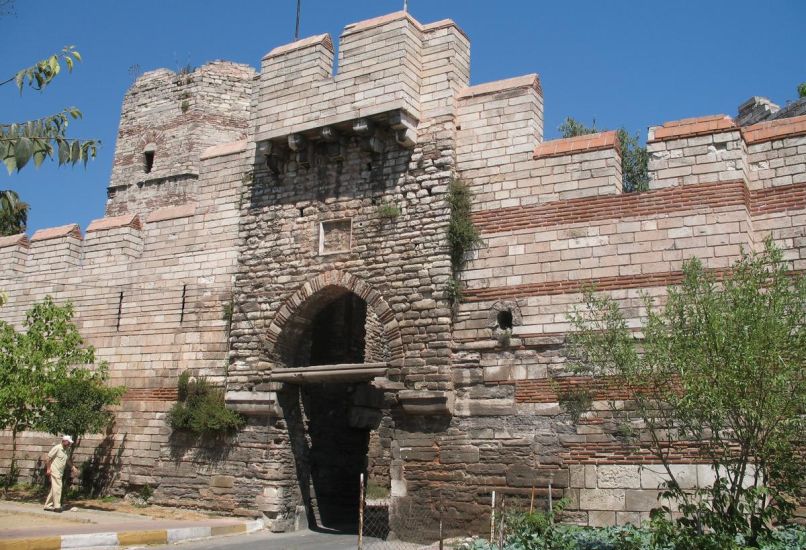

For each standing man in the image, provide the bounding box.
[44,435,73,512]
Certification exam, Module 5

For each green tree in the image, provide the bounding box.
[798,82,806,98]
[0,297,111,491]
[558,117,649,192]
[0,190,28,236]
[567,239,805,545]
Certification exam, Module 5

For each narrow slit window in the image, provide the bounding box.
[144,150,155,173]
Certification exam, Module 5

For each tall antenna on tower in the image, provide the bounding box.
[294,0,301,40]
[403,0,409,12]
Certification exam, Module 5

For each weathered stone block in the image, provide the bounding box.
[579,489,625,511]
[597,465,641,489]
[210,475,235,488]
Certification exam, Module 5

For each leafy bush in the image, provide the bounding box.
[556,387,593,423]
[459,519,806,550]
[447,178,482,272]
[445,178,482,305]
[168,372,244,437]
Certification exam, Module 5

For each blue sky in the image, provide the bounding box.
[1,0,804,233]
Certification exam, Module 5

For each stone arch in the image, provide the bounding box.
[266,270,404,366]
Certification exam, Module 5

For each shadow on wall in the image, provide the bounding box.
[78,426,127,497]
[28,426,128,498]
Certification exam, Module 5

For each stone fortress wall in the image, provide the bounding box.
[1,9,804,532]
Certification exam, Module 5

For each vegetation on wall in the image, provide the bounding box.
[798,81,806,98]
[566,239,805,546]
[168,370,245,437]
[555,387,592,423]
[559,117,649,192]
[376,202,401,220]
[446,178,482,304]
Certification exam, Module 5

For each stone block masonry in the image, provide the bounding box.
[1,8,805,533]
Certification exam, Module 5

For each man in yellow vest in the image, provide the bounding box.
[44,435,73,512]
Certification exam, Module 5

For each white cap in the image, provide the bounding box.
[62,435,74,444]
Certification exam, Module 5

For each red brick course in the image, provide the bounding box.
[561,441,716,465]
[515,376,658,404]
[473,180,806,235]
[123,388,179,402]
[465,266,805,303]
[464,269,717,302]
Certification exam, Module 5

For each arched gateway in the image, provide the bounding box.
[267,270,401,531]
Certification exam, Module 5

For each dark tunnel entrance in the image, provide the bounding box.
[279,287,387,532]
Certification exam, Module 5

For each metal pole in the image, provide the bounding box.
[439,514,443,550]
[490,490,495,543]
[548,480,553,523]
[294,0,301,40]
[358,473,364,550]
[403,0,409,13]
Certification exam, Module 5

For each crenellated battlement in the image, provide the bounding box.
[254,11,469,147]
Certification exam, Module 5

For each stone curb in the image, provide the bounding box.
[0,519,263,550]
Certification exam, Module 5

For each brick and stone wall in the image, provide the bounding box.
[1,9,804,534]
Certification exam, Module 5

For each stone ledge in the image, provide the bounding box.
[262,33,333,60]
[271,363,387,384]
[458,74,541,100]
[146,203,198,223]
[225,391,281,417]
[200,140,248,161]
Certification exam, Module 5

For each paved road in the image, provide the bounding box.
[155,529,360,550]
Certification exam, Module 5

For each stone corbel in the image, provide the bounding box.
[225,390,281,417]
[320,126,343,160]
[395,128,417,149]
[397,390,454,416]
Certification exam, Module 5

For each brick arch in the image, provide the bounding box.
[136,129,166,151]
[266,270,404,364]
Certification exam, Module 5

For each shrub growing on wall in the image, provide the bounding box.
[168,371,244,436]
[446,178,482,303]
